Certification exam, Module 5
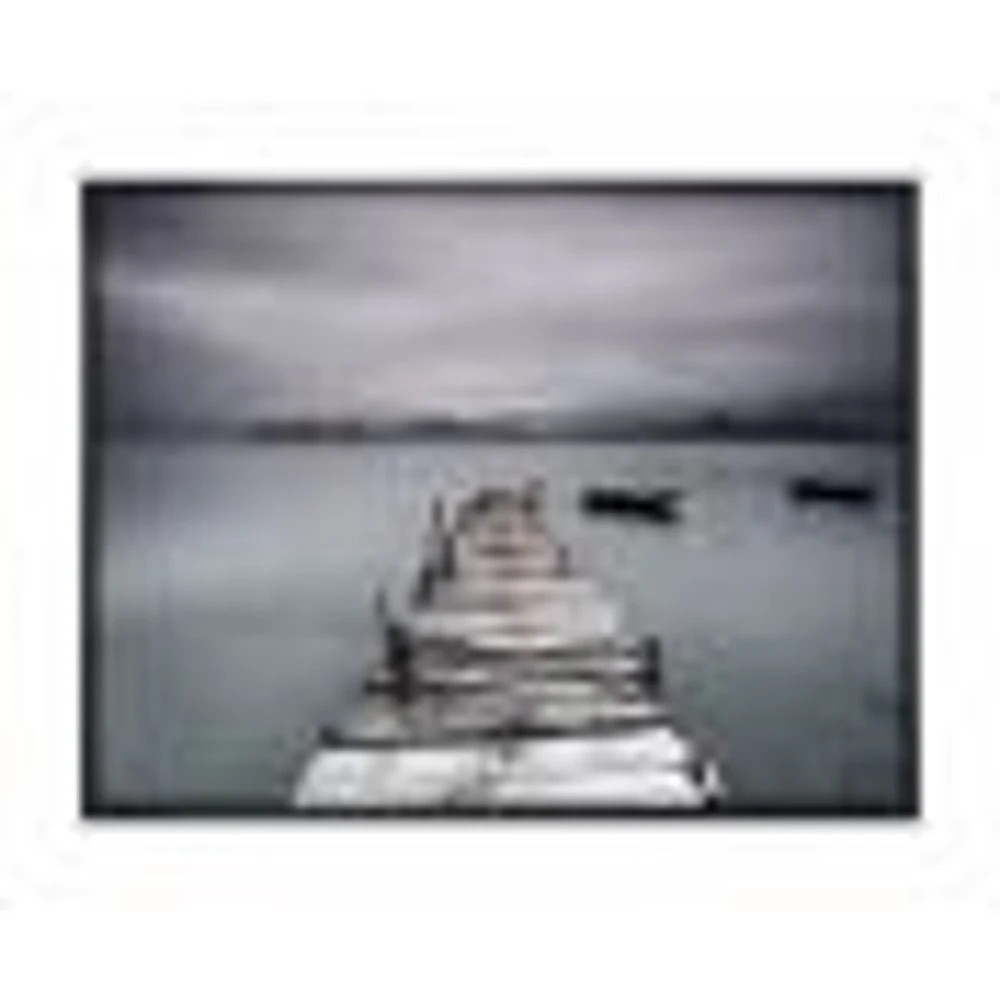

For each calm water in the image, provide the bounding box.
[94,441,910,811]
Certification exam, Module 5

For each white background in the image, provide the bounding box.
[1,2,999,995]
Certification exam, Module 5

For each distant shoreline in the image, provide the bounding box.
[96,429,907,446]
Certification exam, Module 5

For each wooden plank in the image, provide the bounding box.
[294,722,715,809]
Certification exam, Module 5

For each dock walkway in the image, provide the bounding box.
[293,483,722,810]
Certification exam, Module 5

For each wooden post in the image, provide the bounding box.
[373,586,388,624]
[384,620,414,704]
[556,544,571,575]
[412,562,435,605]
[639,635,663,696]
[439,532,456,579]
[430,495,445,533]
[524,477,544,518]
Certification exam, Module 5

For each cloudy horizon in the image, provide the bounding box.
[88,186,913,431]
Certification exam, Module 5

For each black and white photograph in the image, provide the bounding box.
[83,183,917,816]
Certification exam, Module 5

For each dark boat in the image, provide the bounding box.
[580,487,681,523]
[787,476,877,506]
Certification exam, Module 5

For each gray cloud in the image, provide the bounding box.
[90,187,910,426]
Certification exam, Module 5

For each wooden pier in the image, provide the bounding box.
[293,482,723,810]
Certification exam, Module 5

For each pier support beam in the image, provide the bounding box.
[384,620,415,703]
[639,635,664,697]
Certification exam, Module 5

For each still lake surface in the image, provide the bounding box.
[95,440,910,811]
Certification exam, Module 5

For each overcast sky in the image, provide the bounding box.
[91,187,910,426]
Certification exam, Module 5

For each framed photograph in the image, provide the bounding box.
[82,182,918,817]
